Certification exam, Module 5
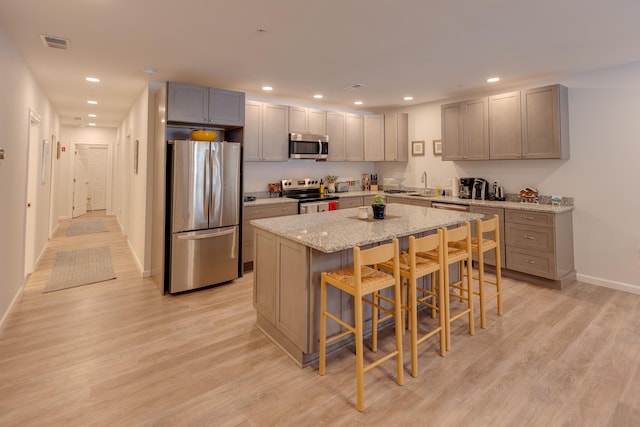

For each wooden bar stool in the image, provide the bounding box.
[319,238,404,412]
[453,214,503,329]
[379,230,445,377]
[436,222,474,351]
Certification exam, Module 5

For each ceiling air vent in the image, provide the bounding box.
[343,83,366,91]
[40,34,70,50]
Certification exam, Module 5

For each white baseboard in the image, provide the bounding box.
[127,239,144,276]
[577,273,640,295]
[58,215,70,221]
[0,285,23,330]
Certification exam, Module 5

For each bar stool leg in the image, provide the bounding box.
[478,248,487,329]
[319,274,328,376]
[355,290,365,412]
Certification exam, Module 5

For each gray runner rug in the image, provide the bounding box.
[66,218,108,236]
[43,246,116,293]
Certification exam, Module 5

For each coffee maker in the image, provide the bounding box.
[459,178,474,199]
[473,178,489,200]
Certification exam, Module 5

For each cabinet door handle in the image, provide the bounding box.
[523,215,534,220]
[523,235,535,240]
[524,259,536,264]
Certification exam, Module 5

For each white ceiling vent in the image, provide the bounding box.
[343,83,366,91]
[40,34,70,50]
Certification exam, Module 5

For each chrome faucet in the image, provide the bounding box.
[421,171,427,193]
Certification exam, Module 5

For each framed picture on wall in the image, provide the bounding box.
[412,140,425,156]
[433,139,442,156]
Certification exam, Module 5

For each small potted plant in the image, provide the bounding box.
[371,194,386,219]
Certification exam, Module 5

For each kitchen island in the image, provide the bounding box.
[251,204,482,366]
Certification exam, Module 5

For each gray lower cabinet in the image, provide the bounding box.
[243,203,298,268]
[504,209,574,286]
[338,196,364,209]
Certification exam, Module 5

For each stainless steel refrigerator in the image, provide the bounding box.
[168,139,241,293]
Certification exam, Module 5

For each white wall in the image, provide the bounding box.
[376,61,640,293]
[116,85,153,275]
[0,25,59,325]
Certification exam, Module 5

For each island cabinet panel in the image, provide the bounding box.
[345,114,364,161]
[276,238,308,349]
[489,91,522,160]
[253,229,278,323]
[326,111,347,161]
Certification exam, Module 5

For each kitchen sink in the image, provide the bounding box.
[408,193,431,197]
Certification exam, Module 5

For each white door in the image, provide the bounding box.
[24,110,40,275]
[88,147,108,210]
[73,145,89,217]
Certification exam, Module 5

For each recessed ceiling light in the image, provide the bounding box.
[88,123,96,126]
[313,94,323,99]
[403,96,413,101]
[354,101,363,105]
[143,67,157,76]
[88,113,97,117]
[87,100,98,105]
[86,77,100,83]
[487,77,500,83]
[262,86,273,91]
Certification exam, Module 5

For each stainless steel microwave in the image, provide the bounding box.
[289,133,329,159]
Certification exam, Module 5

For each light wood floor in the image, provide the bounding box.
[1,212,639,426]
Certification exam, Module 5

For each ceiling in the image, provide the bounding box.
[1,0,640,128]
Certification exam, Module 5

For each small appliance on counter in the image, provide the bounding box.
[473,178,489,200]
[459,178,475,199]
[335,182,350,193]
[492,181,505,201]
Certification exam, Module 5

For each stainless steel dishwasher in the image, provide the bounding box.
[431,202,470,212]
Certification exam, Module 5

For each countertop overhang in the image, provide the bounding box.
[250,204,483,253]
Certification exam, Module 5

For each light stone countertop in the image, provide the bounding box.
[245,191,574,213]
[250,203,483,253]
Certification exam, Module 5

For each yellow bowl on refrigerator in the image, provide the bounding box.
[190,129,218,141]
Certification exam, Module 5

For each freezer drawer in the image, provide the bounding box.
[170,226,239,293]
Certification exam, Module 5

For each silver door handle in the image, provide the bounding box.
[178,229,236,240]
[523,235,535,240]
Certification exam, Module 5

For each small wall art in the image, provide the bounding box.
[433,139,442,156]
[412,140,425,156]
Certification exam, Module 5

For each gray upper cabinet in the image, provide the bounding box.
[167,82,245,127]
[345,113,364,161]
[521,85,569,159]
[443,84,569,161]
[489,91,522,159]
[364,114,384,161]
[244,101,289,162]
[326,111,347,161]
[442,98,489,160]
[442,102,464,160]
[289,106,326,134]
[384,112,408,161]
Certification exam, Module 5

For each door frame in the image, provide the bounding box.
[68,141,114,218]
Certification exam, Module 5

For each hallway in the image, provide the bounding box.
[1,213,640,426]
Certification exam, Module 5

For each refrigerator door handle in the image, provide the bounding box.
[177,228,236,240]
[203,146,209,222]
